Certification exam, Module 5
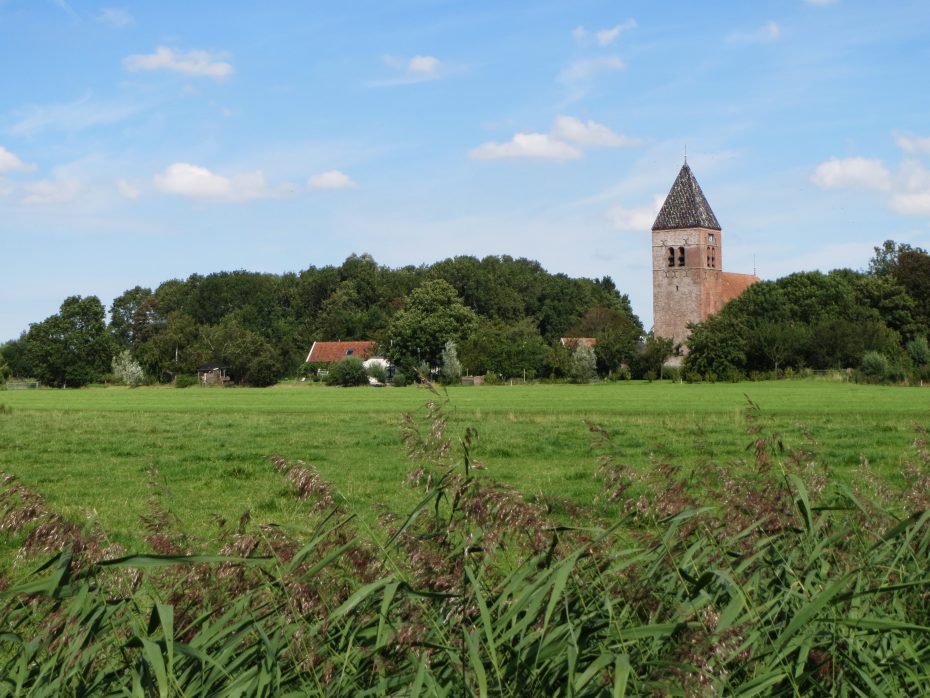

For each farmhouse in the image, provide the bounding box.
[305,341,377,364]
[560,337,597,350]
[651,162,759,351]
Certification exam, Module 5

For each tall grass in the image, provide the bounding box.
[1,388,930,695]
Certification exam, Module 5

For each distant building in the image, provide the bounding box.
[651,162,759,351]
[560,337,597,350]
[305,341,377,364]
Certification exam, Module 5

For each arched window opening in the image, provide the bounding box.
[677,246,685,267]
[667,247,675,267]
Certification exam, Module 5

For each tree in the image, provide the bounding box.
[440,340,462,384]
[684,317,746,379]
[460,318,547,379]
[111,350,144,387]
[568,342,597,384]
[385,280,477,370]
[0,355,10,384]
[24,296,112,387]
[868,240,927,277]
[109,286,153,350]
[325,357,369,386]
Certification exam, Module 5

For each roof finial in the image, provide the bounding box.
[684,143,687,165]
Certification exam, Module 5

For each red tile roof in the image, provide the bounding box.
[560,337,597,349]
[306,341,377,363]
[720,272,760,304]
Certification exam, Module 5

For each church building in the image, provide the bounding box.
[651,162,759,351]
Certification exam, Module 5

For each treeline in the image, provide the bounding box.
[0,254,645,387]
[684,240,930,382]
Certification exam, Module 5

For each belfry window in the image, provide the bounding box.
[677,246,685,267]
[667,247,675,267]
[708,233,715,245]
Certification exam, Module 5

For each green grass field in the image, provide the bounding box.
[2,380,929,557]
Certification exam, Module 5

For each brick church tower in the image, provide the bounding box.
[651,162,758,351]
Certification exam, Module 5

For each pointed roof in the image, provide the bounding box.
[652,162,721,231]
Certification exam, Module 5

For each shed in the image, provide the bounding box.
[305,341,377,364]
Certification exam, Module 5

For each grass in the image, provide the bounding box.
[2,380,930,695]
[0,380,928,560]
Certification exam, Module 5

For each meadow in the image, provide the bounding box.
[3,379,930,695]
[1,379,928,556]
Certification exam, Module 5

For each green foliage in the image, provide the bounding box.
[631,333,675,379]
[860,351,891,383]
[567,342,596,384]
[366,361,389,384]
[439,340,462,384]
[0,356,10,384]
[907,336,930,366]
[24,295,113,388]
[385,279,478,370]
[325,356,369,386]
[391,370,410,387]
[111,349,144,387]
[460,317,547,379]
[174,374,198,388]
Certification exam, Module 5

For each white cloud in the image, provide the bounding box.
[116,179,140,199]
[11,94,143,136]
[572,26,587,40]
[557,57,625,85]
[154,163,277,201]
[308,170,357,190]
[895,133,930,156]
[471,116,640,162]
[0,146,36,173]
[728,21,781,44]
[552,116,640,147]
[469,133,583,161]
[596,19,637,46]
[890,192,930,215]
[22,178,80,205]
[97,7,132,27]
[378,55,449,84]
[124,46,233,80]
[607,194,665,231]
[812,157,892,190]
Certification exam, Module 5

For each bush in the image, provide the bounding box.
[664,367,680,382]
[440,341,462,385]
[366,362,388,384]
[906,336,930,367]
[643,370,657,383]
[568,343,596,384]
[175,374,198,388]
[111,350,144,388]
[391,370,410,387]
[325,357,369,387]
[483,372,501,385]
[860,351,891,383]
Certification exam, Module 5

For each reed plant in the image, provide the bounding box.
[1,389,929,696]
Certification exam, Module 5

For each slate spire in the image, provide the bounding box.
[651,162,721,231]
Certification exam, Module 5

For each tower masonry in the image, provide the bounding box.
[651,162,759,351]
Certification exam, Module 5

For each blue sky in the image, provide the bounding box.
[2,0,929,341]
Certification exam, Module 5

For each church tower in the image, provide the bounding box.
[651,162,757,351]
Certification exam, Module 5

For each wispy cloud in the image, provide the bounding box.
[308,170,357,190]
[811,157,892,190]
[607,194,665,232]
[812,154,930,216]
[154,163,283,201]
[895,132,930,156]
[557,57,625,85]
[116,178,140,199]
[51,0,78,19]
[10,93,143,136]
[124,46,233,80]
[96,7,132,28]
[596,20,637,46]
[727,21,781,44]
[470,133,583,161]
[374,54,456,85]
[22,177,80,205]
[0,146,37,173]
[471,115,639,162]
[552,116,640,147]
